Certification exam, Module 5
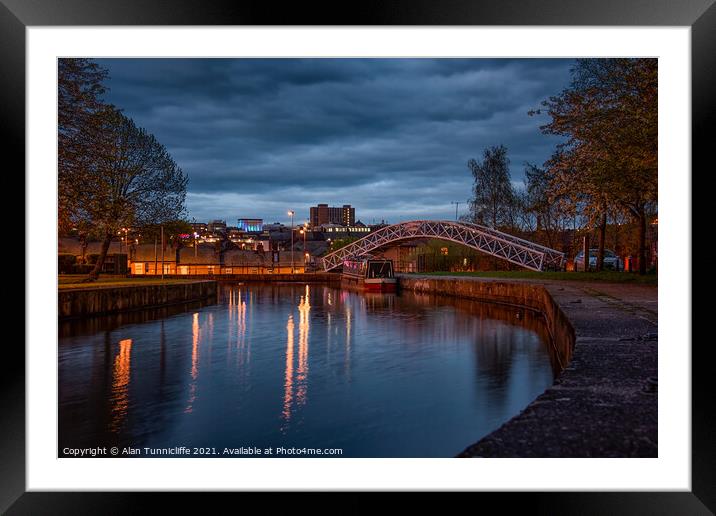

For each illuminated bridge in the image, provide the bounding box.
[319,220,565,272]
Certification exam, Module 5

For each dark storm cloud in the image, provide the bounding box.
[96,58,573,224]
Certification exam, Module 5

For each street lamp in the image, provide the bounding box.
[117,227,128,273]
[450,201,461,221]
[288,210,295,273]
[160,225,165,279]
[124,227,129,274]
[300,227,307,268]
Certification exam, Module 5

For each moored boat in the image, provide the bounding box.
[341,258,396,292]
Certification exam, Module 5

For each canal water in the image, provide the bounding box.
[59,284,556,458]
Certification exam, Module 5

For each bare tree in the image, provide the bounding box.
[522,162,573,249]
[467,145,517,230]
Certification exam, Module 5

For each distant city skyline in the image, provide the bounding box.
[97,58,573,225]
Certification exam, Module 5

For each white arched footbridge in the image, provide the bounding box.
[319,220,564,272]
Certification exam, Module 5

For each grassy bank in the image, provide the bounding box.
[58,275,205,290]
[414,270,657,285]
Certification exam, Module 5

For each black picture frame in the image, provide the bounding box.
[3,0,711,512]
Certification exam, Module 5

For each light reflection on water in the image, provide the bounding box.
[59,284,556,457]
[109,338,132,432]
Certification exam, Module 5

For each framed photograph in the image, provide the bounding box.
[6,0,711,512]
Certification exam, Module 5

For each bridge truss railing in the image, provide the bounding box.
[458,221,565,269]
[319,220,565,272]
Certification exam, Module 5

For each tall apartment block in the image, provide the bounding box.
[309,204,355,227]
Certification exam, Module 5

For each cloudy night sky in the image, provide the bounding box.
[96,58,574,226]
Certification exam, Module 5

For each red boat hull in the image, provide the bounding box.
[363,281,397,293]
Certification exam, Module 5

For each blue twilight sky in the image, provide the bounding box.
[95,58,574,226]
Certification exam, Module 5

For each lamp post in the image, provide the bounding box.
[117,227,128,274]
[79,234,87,265]
[118,227,127,253]
[123,228,129,273]
[300,226,310,271]
[161,225,165,279]
[450,201,461,221]
[288,210,295,273]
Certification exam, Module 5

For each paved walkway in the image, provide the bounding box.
[447,277,658,457]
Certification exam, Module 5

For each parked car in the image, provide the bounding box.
[574,248,623,271]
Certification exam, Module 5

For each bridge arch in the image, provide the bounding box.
[319,220,564,272]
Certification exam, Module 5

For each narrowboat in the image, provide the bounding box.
[341,258,396,292]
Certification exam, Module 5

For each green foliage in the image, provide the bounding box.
[58,59,188,279]
[412,239,517,272]
[71,108,188,238]
[327,237,359,253]
[72,264,95,274]
[58,254,77,274]
[58,59,109,234]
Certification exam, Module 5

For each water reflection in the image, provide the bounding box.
[282,314,295,427]
[159,321,167,392]
[282,286,312,428]
[237,290,247,356]
[59,283,558,457]
[110,338,132,432]
[296,285,310,406]
[228,288,249,367]
[185,313,200,413]
[345,302,352,379]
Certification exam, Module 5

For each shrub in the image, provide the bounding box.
[72,263,95,274]
[58,254,77,274]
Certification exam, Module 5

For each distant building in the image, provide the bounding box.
[318,223,371,236]
[309,204,355,227]
[208,220,227,234]
[369,220,389,231]
[263,222,286,231]
[129,243,178,275]
[58,237,129,274]
[190,222,208,235]
[380,243,419,273]
[129,246,307,275]
[237,218,263,233]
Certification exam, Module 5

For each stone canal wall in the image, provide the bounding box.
[397,275,576,370]
[58,280,218,319]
